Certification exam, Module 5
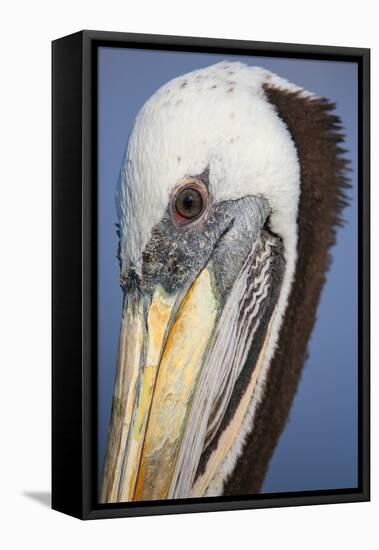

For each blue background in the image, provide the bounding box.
[98,47,358,494]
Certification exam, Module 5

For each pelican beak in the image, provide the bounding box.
[100,195,274,503]
[101,264,220,503]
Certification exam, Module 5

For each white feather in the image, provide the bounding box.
[117,61,309,274]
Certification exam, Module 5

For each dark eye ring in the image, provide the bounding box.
[173,179,208,223]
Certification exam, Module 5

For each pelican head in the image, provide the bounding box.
[101,62,348,502]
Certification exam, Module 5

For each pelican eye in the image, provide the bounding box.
[173,179,208,223]
[176,188,203,218]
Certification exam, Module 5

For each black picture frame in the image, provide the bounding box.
[52,30,370,520]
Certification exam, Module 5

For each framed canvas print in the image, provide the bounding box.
[52,30,370,520]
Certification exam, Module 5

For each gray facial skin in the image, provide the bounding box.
[121,187,271,306]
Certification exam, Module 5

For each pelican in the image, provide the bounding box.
[100,61,348,502]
